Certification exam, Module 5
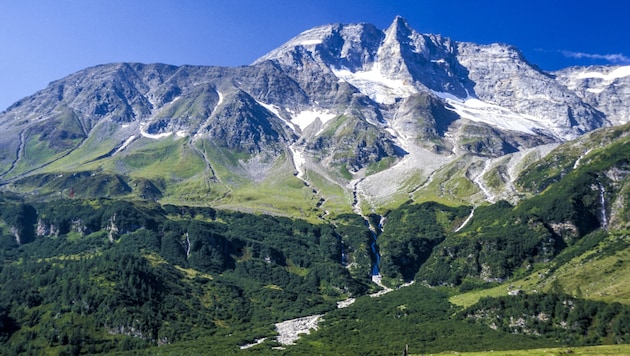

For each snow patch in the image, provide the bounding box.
[292,109,336,132]
[572,66,630,96]
[298,39,323,46]
[587,88,605,94]
[257,101,283,121]
[254,100,312,183]
[576,66,630,81]
[216,90,224,107]
[114,135,136,154]
[433,91,561,138]
[260,102,336,134]
[140,124,173,139]
[290,145,306,180]
[333,68,418,104]
[257,100,301,133]
[194,90,224,140]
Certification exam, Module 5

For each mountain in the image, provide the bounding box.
[1,17,630,355]
[1,16,629,217]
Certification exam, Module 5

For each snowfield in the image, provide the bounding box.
[333,67,418,105]
[432,91,568,139]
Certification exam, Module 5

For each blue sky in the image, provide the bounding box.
[1,0,629,110]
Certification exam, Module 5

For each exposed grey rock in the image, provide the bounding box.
[275,315,322,345]
[456,42,607,139]
[554,65,630,126]
[0,16,628,208]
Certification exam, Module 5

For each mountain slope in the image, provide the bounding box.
[2,17,629,218]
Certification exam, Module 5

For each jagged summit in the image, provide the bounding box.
[0,18,628,215]
[391,15,410,27]
[255,16,470,99]
[255,17,606,139]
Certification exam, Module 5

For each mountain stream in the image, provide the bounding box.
[352,179,383,282]
[598,181,608,230]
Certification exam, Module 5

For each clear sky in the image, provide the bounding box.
[1,0,629,111]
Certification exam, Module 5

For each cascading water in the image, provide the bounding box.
[371,216,387,275]
[369,229,380,276]
[598,181,608,230]
[351,179,382,280]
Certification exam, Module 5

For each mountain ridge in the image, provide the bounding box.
[0,17,629,218]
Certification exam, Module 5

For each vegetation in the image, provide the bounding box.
[0,125,629,354]
[0,195,373,354]
[289,283,554,355]
[378,201,471,283]
[461,292,630,347]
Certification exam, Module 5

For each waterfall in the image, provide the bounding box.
[369,229,380,276]
[598,181,608,230]
[351,179,382,279]
[185,232,191,257]
[455,208,474,232]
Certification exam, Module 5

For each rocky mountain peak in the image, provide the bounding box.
[1,18,629,213]
[383,15,413,42]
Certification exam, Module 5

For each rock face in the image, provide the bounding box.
[554,66,630,126]
[456,43,607,139]
[0,17,629,209]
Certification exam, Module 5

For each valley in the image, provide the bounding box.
[0,16,630,355]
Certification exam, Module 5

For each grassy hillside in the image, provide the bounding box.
[1,121,630,355]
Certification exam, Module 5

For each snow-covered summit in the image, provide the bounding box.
[255,17,609,141]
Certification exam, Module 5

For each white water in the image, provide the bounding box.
[340,241,348,266]
[573,149,593,169]
[351,179,382,279]
[185,232,191,257]
[455,208,474,232]
[471,159,497,203]
[598,181,608,230]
